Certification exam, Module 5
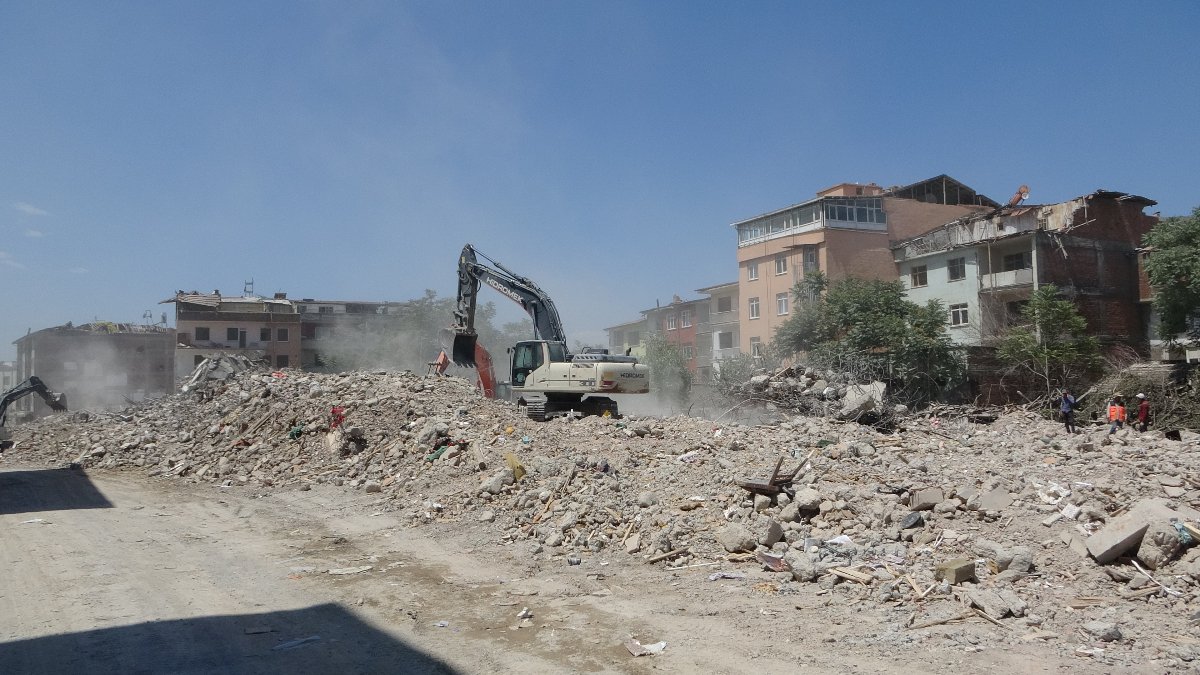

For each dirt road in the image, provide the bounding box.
[1,464,1096,674]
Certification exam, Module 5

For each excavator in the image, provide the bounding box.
[0,376,68,451]
[451,244,649,421]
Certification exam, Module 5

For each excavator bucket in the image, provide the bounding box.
[452,332,478,367]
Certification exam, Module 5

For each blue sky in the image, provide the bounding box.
[3,1,1198,360]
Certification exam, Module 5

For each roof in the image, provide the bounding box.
[695,281,738,293]
[162,291,295,309]
[639,297,706,314]
[13,321,173,344]
[883,174,1001,209]
[604,318,647,332]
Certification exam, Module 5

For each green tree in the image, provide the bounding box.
[643,332,693,407]
[773,275,964,404]
[995,284,1101,395]
[1143,206,1200,339]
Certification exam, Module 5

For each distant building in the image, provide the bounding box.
[605,318,648,360]
[695,281,739,377]
[641,295,708,374]
[163,290,301,376]
[12,322,175,417]
[733,175,996,354]
[293,298,413,370]
[0,361,17,391]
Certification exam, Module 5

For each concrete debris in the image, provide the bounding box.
[8,364,1200,667]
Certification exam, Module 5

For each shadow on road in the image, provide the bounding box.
[0,468,114,515]
[0,602,462,675]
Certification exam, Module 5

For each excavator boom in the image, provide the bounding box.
[0,376,68,449]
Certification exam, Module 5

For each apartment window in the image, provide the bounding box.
[226,327,239,341]
[276,355,289,368]
[194,326,210,341]
[802,246,820,273]
[682,345,694,360]
[750,337,763,357]
[681,309,692,328]
[775,253,788,275]
[277,328,290,342]
[910,265,928,288]
[1003,252,1032,271]
[611,330,623,346]
[1006,300,1029,326]
[748,297,760,319]
[718,331,734,349]
[747,263,759,281]
[776,292,789,315]
[666,315,677,330]
[260,327,271,342]
[949,303,969,327]
[947,257,966,281]
[627,330,640,344]
[716,296,732,313]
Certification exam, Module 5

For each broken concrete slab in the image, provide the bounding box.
[967,588,1011,619]
[1086,498,1200,564]
[978,486,1012,511]
[909,488,943,512]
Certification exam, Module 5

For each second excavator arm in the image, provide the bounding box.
[451,244,568,367]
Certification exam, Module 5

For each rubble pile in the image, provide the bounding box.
[7,365,1200,666]
[731,365,897,421]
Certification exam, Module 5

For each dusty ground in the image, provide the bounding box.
[2,460,1136,675]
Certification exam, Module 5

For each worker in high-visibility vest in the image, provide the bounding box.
[1107,394,1126,434]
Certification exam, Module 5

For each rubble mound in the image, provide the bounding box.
[7,364,1200,667]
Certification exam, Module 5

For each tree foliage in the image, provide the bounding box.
[643,332,693,407]
[1143,206,1200,340]
[995,284,1101,394]
[773,274,964,404]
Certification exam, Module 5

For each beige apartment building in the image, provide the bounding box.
[734,176,997,354]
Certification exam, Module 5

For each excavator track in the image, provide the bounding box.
[525,399,546,422]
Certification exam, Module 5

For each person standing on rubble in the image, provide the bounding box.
[1059,388,1078,434]
[1107,393,1126,434]
[1134,393,1151,432]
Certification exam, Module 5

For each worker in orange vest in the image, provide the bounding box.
[1107,394,1126,434]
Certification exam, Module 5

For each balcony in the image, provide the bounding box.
[981,268,1034,290]
[713,347,742,361]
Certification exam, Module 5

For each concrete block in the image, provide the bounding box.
[978,486,1012,511]
[935,558,976,584]
[910,488,943,511]
[967,588,1011,619]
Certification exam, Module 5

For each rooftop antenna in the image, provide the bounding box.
[142,310,153,324]
[1007,184,1030,207]
[244,278,255,297]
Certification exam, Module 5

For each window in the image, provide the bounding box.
[750,337,763,357]
[747,263,759,281]
[681,309,692,328]
[276,355,289,368]
[226,327,239,341]
[318,306,334,314]
[1002,252,1032,271]
[775,253,788,276]
[910,265,928,288]
[682,345,694,360]
[627,330,640,344]
[260,327,271,342]
[748,297,760,319]
[949,303,969,327]
[776,292,789,315]
[1006,300,1028,326]
[947,257,966,281]
[276,328,289,342]
[716,296,732,313]
[194,326,210,341]
[611,330,623,346]
[718,332,734,349]
[666,315,677,330]
[802,246,819,273]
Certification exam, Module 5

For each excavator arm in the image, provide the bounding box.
[451,244,568,366]
[0,376,67,449]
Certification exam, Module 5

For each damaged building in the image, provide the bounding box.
[164,290,302,375]
[892,189,1159,398]
[12,322,175,417]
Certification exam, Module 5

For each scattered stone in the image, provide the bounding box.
[935,558,976,584]
[1082,621,1122,642]
[909,488,943,512]
[967,588,1012,619]
[717,525,757,553]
